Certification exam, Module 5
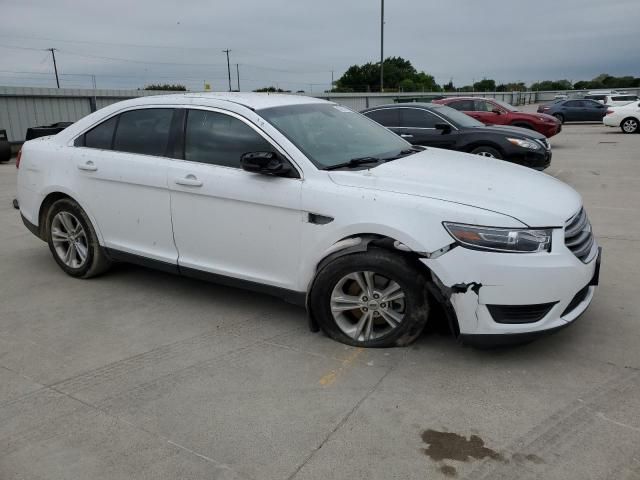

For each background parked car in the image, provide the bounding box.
[604,94,639,106]
[361,103,551,170]
[432,97,561,138]
[0,129,10,163]
[603,101,640,133]
[537,99,607,123]
[25,121,73,141]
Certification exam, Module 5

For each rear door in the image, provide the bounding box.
[363,108,404,138]
[71,108,177,263]
[561,100,582,121]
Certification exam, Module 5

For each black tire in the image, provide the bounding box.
[553,113,564,123]
[45,198,111,278]
[470,146,503,159]
[309,248,429,348]
[620,117,639,134]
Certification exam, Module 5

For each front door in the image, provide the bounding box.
[398,108,457,149]
[472,100,508,126]
[168,108,304,291]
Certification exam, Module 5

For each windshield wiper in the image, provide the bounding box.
[382,147,421,162]
[324,156,382,171]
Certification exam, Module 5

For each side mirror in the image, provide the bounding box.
[241,151,292,177]
[491,108,502,115]
[435,123,452,134]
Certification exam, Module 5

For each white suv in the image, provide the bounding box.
[16,93,600,348]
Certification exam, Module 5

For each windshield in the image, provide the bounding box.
[492,99,518,112]
[258,103,410,169]
[431,105,484,128]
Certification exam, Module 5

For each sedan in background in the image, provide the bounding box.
[361,103,551,170]
[604,94,639,107]
[603,101,640,133]
[433,97,561,138]
[537,99,608,123]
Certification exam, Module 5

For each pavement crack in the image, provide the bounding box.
[286,350,408,480]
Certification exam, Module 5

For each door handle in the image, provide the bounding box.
[174,174,203,187]
[400,134,413,138]
[77,161,98,172]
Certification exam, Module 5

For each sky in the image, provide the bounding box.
[0,0,638,92]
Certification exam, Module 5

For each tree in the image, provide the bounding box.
[253,86,291,93]
[530,80,572,91]
[473,78,496,92]
[334,57,440,92]
[144,84,186,91]
[496,82,526,92]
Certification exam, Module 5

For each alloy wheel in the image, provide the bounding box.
[330,271,406,342]
[51,211,89,268]
[622,119,638,133]
[476,151,496,158]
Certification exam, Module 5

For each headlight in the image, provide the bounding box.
[506,137,540,150]
[443,223,552,253]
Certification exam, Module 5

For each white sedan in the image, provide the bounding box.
[603,101,640,133]
[16,93,599,348]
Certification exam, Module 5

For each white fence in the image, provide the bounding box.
[2,86,639,142]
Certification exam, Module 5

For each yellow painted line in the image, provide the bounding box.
[319,347,364,387]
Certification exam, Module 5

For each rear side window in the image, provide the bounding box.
[184,109,272,168]
[448,100,475,111]
[113,109,173,156]
[612,95,638,101]
[400,109,439,128]
[83,116,118,149]
[365,108,400,127]
[564,100,581,107]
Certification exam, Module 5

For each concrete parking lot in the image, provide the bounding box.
[1,118,639,480]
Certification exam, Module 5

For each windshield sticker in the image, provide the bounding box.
[333,105,353,113]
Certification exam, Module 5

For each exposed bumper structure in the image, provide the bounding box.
[423,227,600,347]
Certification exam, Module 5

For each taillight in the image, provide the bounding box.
[15,149,22,169]
[606,110,614,115]
[543,107,550,111]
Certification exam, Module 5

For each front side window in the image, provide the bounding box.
[258,103,409,169]
[448,100,475,111]
[82,116,117,149]
[112,109,173,156]
[184,109,273,168]
[400,109,439,128]
[475,100,498,112]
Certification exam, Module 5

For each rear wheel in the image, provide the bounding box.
[621,117,638,134]
[309,249,429,348]
[553,113,564,123]
[45,198,111,278]
[471,146,503,159]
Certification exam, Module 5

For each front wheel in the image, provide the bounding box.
[553,113,564,123]
[471,146,503,159]
[621,117,639,134]
[45,198,111,278]
[309,249,429,348]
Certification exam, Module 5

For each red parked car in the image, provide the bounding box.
[433,97,562,138]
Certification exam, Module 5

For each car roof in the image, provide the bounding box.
[363,102,447,112]
[117,92,330,110]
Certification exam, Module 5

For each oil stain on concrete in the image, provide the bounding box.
[420,429,544,477]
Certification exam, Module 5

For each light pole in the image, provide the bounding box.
[380,0,384,92]
[48,48,60,88]
[222,49,231,92]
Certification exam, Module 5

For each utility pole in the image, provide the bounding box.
[236,63,240,91]
[222,49,231,92]
[331,70,334,91]
[380,0,384,92]
[48,48,60,88]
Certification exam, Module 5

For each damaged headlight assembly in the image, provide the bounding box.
[443,223,552,253]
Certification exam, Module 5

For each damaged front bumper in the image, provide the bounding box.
[422,237,601,347]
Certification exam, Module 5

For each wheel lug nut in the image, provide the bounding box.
[373,293,379,299]
[362,296,368,302]
[362,307,368,312]
[381,303,386,308]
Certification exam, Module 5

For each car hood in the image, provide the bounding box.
[328,148,581,227]
[468,124,546,140]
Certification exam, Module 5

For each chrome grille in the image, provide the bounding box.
[565,208,595,262]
